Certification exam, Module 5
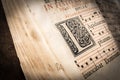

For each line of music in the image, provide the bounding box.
[74,8,120,78]
[78,9,112,45]
[74,40,120,76]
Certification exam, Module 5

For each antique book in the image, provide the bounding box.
[2,0,120,80]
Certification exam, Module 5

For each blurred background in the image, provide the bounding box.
[0,0,120,80]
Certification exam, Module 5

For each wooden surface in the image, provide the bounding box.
[0,0,25,80]
[1,0,120,80]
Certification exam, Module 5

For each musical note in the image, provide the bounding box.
[80,10,102,23]
[63,1,120,79]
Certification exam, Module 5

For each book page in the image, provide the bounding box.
[96,0,120,47]
[2,0,120,80]
[39,0,120,79]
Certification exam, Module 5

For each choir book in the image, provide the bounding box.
[2,0,120,80]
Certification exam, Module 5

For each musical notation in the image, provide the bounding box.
[80,10,102,23]
[72,3,120,79]
[3,0,120,80]
[48,1,120,79]
[74,40,119,79]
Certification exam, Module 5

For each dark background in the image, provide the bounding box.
[0,0,25,80]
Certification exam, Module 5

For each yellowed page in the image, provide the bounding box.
[2,0,120,80]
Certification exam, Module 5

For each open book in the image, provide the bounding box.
[2,0,120,80]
